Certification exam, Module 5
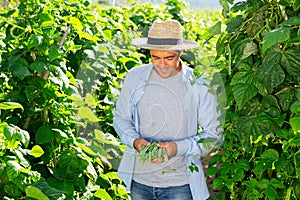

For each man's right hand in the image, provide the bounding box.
[133,138,150,152]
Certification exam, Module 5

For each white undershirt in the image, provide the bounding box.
[133,68,189,187]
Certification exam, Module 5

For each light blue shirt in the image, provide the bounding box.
[113,63,224,200]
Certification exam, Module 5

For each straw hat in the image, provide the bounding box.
[132,19,199,50]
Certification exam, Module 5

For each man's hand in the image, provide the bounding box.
[151,142,178,163]
[133,138,150,152]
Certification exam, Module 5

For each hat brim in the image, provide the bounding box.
[132,38,199,50]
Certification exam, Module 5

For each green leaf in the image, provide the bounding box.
[281,49,300,82]
[48,45,61,60]
[262,27,290,53]
[35,125,55,144]
[67,44,82,51]
[232,83,258,109]
[233,168,245,182]
[258,178,269,189]
[6,160,21,179]
[11,58,31,80]
[261,149,279,161]
[237,159,250,170]
[226,15,243,32]
[103,29,112,41]
[264,187,277,200]
[40,21,54,28]
[29,61,46,73]
[68,16,83,32]
[254,159,272,176]
[77,106,100,122]
[17,128,30,147]
[290,116,300,133]
[30,145,44,158]
[85,93,97,106]
[25,86,39,103]
[94,188,113,200]
[270,178,285,189]
[206,166,219,176]
[295,183,300,199]
[208,21,221,36]
[280,16,300,26]
[25,186,49,200]
[290,100,300,113]
[28,34,43,50]
[231,70,255,86]
[0,102,23,111]
[257,62,285,94]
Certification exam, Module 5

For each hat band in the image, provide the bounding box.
[147,37,182,45]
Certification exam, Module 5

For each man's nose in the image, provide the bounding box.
[159,59,166,65]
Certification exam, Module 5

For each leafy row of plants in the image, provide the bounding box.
[0,0,222,199]
[208,0,300,199]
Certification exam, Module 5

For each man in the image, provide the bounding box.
[113,19,223,200]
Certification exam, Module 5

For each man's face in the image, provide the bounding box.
[150,50,182,79]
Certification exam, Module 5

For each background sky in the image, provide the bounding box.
[112,0,223,10]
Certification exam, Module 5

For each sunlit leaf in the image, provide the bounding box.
[262,27,290,53]
[77,106,100,122]
[0,102,23,111]
[30,145,44,158]
[208,21,221,36]
[94,189,113,200]
[85,93,97,106]
[6,160,21,179]
[25,186,49,200]
[290,116,300,133]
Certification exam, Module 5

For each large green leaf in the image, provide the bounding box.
[290,116,300,133]
[77,106,100,122]
[25,186,49,200]
[264,187,277,200]
[231,70,255,86]
[256,62,285,94]
[232,83,258,109]
[208,21,222,36]
[281,48,300,82]
[261,149,279,161]
[290,100,300,113]
[262,27,290,54]
[276,87,297,112]
[280,16,300,26]
[29,61,46,73]
[270,178,285,189]
[11,58,31,80]
[35,125,55,144]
